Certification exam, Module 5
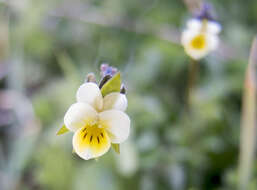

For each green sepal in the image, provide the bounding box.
[72,149,75,154]
[111,143,120,154]
[56,125,69,135]
[101,72,121,97]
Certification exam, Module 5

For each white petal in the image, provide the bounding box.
[187,19,202,31]
[76,82,103,111]
[99,110,130,143]
[72,127,111,160]
[103,92,128,111]
[185,46,209,60]
[207,21,221,34]
[64,102,98,132]
[206,34,219,50]
[181,29,195,46]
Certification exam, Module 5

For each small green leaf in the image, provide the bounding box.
[101,72,121,97]
[112,143,120,154]
[56,125,69,135]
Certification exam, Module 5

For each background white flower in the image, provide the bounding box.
[181,18,221,60]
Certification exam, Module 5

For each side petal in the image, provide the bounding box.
[206,34,219,51]
[72,126,111,160]
[99,110,130,144]
[76,82,103,111]
[64,102,97,132]
[103,92,128,111]
[207,21,221,34]
[181,29,197,46]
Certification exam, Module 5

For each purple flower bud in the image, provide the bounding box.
[100,63,118,77]
[195,2,215,21]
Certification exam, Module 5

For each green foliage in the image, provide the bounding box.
[35,146,75,190]
[56,125,69,135]
[111,144,120,154]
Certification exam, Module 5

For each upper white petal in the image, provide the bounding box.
[187,19,202,31]
[103,92,128,111]
[207,21,221,34]
[76,82,103,111]
[99,110,130,144]
[64,102,98,132]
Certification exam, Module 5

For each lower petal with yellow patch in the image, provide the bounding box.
[73,124,111,160]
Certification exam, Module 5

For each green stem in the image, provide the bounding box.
[186,58,198,111]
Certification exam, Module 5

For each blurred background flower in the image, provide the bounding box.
[0,0,256,189]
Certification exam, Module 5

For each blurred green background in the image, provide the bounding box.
[0,0,257,189]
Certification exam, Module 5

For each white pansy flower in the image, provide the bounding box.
[181,18,221,60]
[64,82,130,160]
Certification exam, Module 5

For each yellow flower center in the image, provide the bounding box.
[190,34,206,50]
[76,122,110,155]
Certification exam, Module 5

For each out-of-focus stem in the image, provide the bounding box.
[182,0,202,14]
[238,36,257,190]
[0,3,9,63]
[186,58,198,110]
